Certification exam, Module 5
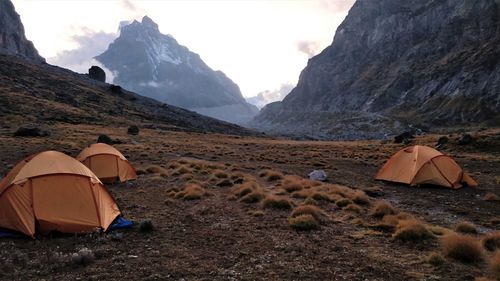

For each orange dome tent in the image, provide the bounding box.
[0,151,121,238]
[77,143,137,183]
[375,145,477,189]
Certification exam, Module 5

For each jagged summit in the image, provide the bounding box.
[0,0,45,62]
[96,16,258,125]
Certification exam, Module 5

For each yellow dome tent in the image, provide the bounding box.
[0,151,121,237]
[375,145,477,189]
[77,143,137,183]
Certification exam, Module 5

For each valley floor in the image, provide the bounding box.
[0,123,498,280]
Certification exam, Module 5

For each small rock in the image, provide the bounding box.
[139,220,154,232]
[458,133,474,145]
[71,248,95,266]
[394,132,414,144]
[127,125,139,135]
[97,134,114,145]
[308,170,327,181]
[109,85,123,94]
[14,126,49,137]
[436,136,449,146]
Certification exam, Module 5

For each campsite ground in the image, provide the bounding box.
[0,124,499,280]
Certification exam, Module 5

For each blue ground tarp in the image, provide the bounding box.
[0,228,24,238]
[107,216,134,231]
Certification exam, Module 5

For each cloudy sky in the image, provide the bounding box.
[12,0,354,98]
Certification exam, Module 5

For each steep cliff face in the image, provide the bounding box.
[251,0,500,139]
[96,16,258,125]
[0,0,44,62]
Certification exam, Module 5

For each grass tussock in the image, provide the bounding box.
[175,183,208,200]
[336,198,353,208]
[375,214,400,232]
[371,201,396,218]
[311,191,335,202]
[259,169,284,181]
[282,175,304,192]
[262,195,292,209]
[291,205,325,223]
[427,252,445,267]
[288,214,319,230]
[343,204,363,214]
[351,190,370,205]
[146,165,168,176]
[490,251,500,279]
[483,192,500,202]
[240,190,265,203]
[483,231,500,252]
[393,220,433,242]
[291,189,313,199]
[212,169,229,179]
[455,221,478,234]
[441,234,484,263]
[427,225,455,237]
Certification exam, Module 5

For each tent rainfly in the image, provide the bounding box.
[77,143,137,183]
[375,145,477,189]
[0,151,121,237]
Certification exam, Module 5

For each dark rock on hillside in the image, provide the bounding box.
[97,134,114,145]
[0,0,45,62]
[14,126,49,137]
[394,132,415,144]
[250,0,500,139]
[458,134,475,145]
[88,66,106,82]
[96,16,258,125]
[127,125,139,135]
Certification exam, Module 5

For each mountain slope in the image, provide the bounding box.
[96,16,258,125]
[250,0,500,139]
[0,0,44,62]
[0,54,256,136]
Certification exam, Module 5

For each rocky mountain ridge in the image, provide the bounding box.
[96,16,258,125]
[250,0,500,139]
[0,0,44,62]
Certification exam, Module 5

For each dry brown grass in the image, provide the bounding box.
[455,221,478,234]
[145,165,168,176]
[427,252,445,267]
[441,234,484,263]
[351,190,370,205]
[232,181,259,197]
[336,198,353,207]
[212,169,229,179]
[240,191,266,203]
[262,195,293,209]
[288,214,319,230]
[483,192,500,202]
[393,220,434,242]
[343,204,363,214]
[371,201,396,218]
[375,214,399,232]
[175,183,208,200]
[291,189,313,199]
[291,205,325,222]
[490,251,500,279]
[482,231,500,252]
[427,225,455,237]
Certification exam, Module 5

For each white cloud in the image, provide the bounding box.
[246,83,295,109]
[48,29,117,83]
[297,41,321,58]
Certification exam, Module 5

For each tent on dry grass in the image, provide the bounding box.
[0,151,121,238]
[375,145,477,189]
[77,143,137,183]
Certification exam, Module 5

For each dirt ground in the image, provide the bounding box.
[0,124,498,280]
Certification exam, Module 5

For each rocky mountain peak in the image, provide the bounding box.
[250,0,500,139]
[0,0,45,62]
[96,16,258,125]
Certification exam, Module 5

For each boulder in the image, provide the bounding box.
[88,66,106,82]
[458,133,475,145]
[394,132,415,144]
[308,170,327,181]
[127,125,139,135]
[436,136,449,147]
[109,85,123,94]
[14,126,49,137]
[97,134,113,145]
